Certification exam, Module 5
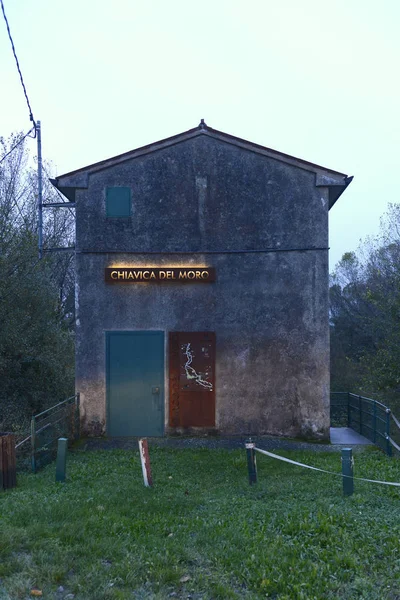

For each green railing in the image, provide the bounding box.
[30,394,80,472]
[15,429,34,471]
[330,392,393,455]
[330,392,349,427]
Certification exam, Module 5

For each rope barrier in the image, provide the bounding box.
[254,447,400,488]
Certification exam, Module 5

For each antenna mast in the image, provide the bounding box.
[37,120,43,259]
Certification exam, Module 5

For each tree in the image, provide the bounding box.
[0,132,75,432]
[330,205,400,412]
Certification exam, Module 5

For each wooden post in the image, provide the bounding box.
[138,438,153,487]
[31,417,36,474]
[342,448,354,496]
[245,438,257,485]
[55,438,68,483]
[0,433,17,490]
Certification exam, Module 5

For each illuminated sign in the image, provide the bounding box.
[105,268,216,283]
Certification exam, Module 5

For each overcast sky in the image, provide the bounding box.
[1,0,399,269]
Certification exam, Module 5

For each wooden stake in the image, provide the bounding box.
[138,438,153,487]
[0,434,16,490]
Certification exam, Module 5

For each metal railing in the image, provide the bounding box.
[330,392,393,455]
[15,394,80,472]
[15,429,34,471]
[330,392,349,427]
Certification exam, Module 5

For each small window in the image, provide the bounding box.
[106,187,131,217]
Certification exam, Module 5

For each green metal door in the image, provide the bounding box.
[106,331,164,436]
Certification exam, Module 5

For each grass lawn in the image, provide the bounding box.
[1,446,400,600]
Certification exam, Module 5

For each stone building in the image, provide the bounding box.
[51,121,352,439]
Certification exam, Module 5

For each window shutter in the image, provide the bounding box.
[106,187,131,217]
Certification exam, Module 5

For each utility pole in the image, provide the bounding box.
[37,120,43,259]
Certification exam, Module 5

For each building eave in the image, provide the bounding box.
[50,121,353,207]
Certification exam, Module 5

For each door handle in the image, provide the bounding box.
[152,386,160,394]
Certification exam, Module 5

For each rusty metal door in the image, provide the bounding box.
[169,332,215,428]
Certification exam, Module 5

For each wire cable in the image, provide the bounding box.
[42,164,76,218]
[0,0,36,127]
[0,127,34,165]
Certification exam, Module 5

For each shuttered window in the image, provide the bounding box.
[106,187,131,217]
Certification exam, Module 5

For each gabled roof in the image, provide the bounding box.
[51,120,352,208]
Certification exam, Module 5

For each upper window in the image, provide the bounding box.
[106,187,131,217]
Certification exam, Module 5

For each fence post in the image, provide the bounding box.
[30,417,36,474]
[56,438,68,482]
[342,448,354,496]
[347,392,351,428]
[359,395,362,435]
[386,409,393,456]
[0,434,17,490]
[373,401,377,444]
[8,434,16,489]
[245,438,257,485]
[138,438,153,487]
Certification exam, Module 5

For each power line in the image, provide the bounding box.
[0,127,35,165]
[0,0,36,127]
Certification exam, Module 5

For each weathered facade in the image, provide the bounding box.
[52,121,352,439]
